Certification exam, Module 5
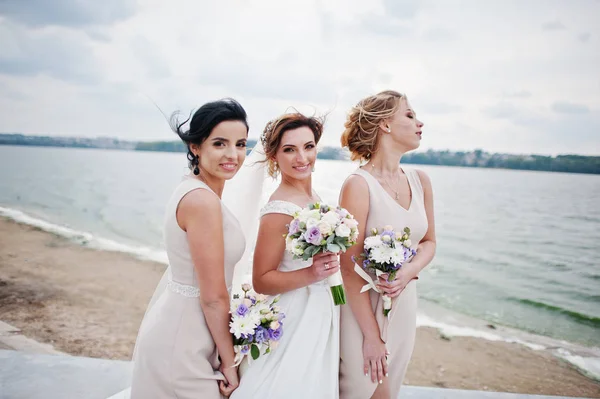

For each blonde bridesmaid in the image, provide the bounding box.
[338,90,437,399]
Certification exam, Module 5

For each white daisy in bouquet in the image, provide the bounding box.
[229,283,285,365]
[353,225,416,316]
[284,202,359,305]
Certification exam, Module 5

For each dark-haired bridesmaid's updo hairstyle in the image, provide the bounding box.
[170,98,249,175]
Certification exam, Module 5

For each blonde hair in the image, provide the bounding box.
[260,113,325,178]
[340,90,406,162]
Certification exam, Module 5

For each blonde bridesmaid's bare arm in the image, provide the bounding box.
[338,176,380,340]
[177,190,236,368]
[252,214,339,296]
[404,170,436,278]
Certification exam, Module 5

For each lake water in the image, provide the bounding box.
[1,145,599,377]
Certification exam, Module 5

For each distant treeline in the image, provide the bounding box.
[0,133,137,150]
[402,149,600,175]
[1,133,599,174]
[135,140,187,153]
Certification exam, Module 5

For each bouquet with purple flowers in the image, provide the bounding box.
[229,283,285,365]
[284,202,359,305]
[353,225,417,317]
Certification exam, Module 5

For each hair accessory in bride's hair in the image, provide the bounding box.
[260,117,280,147]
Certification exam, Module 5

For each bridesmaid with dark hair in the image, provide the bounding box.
[130,98,249,398]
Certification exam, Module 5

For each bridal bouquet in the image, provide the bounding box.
[229,283,285,365]
[284,202,359,305]
[353,225,416,317]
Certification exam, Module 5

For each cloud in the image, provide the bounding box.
[542,20,567,31]
[551,101,590,114]
[378,73,393,85]
[0,21,101,84]
[482,103,522,120]
[382,0,420,20]
[578,32,591,42]
[421,28,458,41]
[0,0,136,27]
[480,102,548,129]
[0,80,28,101]
[350,0,419,37]
[522,112,600,155]
[129,36,171,80]
[196,61,338,104]
[502,90,532,99]
[418,100,462,115]
[1,0,599,156]
[357,13,412,37]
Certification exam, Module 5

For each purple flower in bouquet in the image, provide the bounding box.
[400,246,414,262]
[230,287,286,365]
[268,327,283,341]
[254,326,268,344]
[288,218,301,235]
[285,202,359,306]
[380,230,395,242]
[235,303,249,317]
[336,208,349,218]
[353,225,416,317]
[304,226,322,246]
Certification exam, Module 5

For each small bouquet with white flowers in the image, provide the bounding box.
[284,202,359,305]
[353,225,417,317]
[229,283,285,366]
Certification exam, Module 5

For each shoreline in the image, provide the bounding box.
[1,216,599,397]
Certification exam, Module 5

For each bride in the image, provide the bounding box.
[230,112,340,399]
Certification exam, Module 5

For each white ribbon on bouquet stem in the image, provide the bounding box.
[353,263,392,317]
[326,269,344,287]
[233,346,245,367]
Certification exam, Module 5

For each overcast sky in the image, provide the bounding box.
[0,0,598,155]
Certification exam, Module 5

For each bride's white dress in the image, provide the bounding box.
[230,200,340,399]
[108,198,340,399]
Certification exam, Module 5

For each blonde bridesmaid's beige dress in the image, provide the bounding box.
[130,177,245,399]
[339,167,428,399]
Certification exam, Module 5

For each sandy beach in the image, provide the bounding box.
[1,217,599,398]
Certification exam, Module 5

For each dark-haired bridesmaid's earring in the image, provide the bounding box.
[193,154,200,175]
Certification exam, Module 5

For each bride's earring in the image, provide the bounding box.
[312,165,316,172]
